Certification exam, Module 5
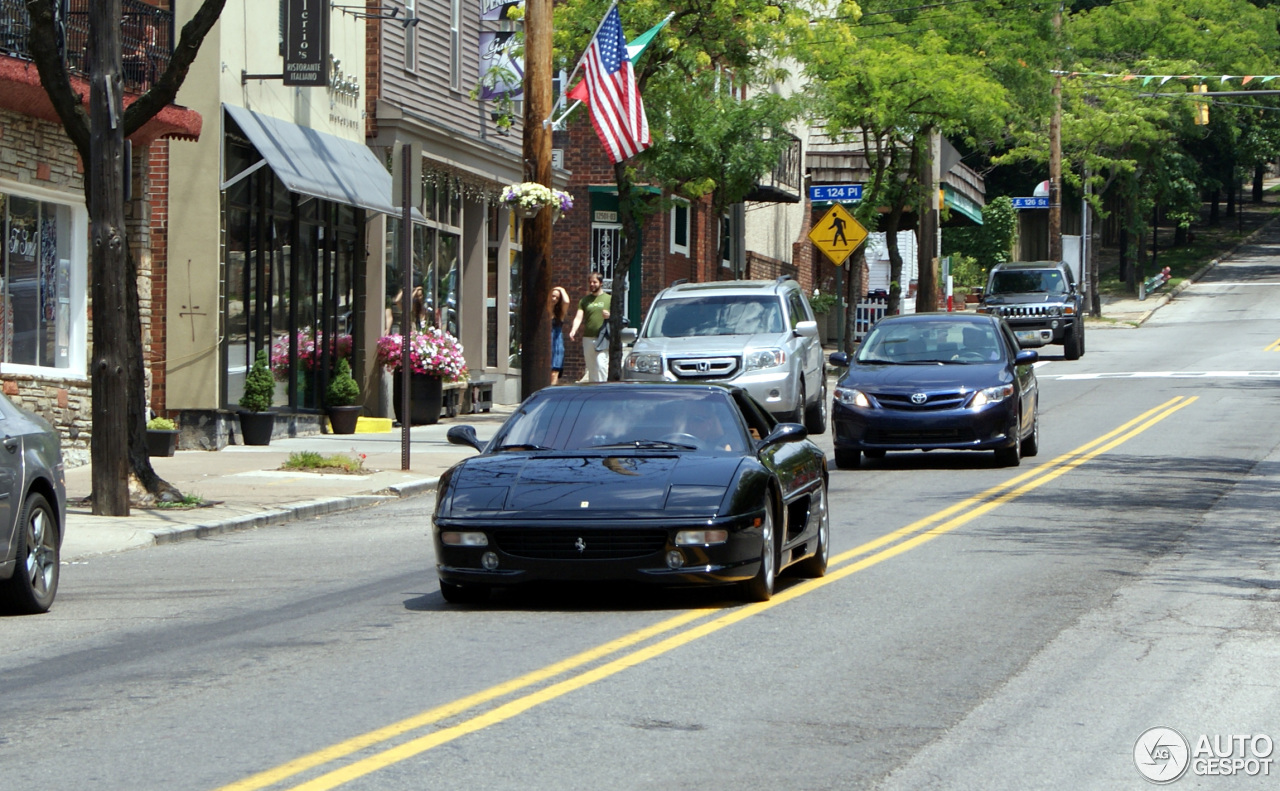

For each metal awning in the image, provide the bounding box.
[222,104,402,216]
[943,183,984,225]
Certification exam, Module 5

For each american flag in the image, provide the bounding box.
[567,6,651,163]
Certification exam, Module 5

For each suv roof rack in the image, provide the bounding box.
[670,278,688,287]
[775,275,795,284]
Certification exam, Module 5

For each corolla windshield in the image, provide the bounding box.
[645,295,785,338]
[856,320,1005,365]
[493,389,751,453]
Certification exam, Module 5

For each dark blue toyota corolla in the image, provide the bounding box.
[829,313,1039,469]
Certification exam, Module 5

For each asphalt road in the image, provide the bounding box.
[2,246,1279,790]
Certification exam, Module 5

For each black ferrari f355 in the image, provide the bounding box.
[434,383,830,604]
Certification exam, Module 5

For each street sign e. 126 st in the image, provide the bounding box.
[1012,197,1050,209]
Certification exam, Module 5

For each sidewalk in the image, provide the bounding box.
[62,405,515,561]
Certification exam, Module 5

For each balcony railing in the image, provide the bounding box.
[0,0,174,93]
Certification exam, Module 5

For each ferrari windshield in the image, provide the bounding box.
[644,295,785,338]
[493,388,749,453]
[857,321,1004,365]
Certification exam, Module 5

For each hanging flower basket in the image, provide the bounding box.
[501,182,574,221]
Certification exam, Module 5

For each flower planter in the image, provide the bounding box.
[238,411,275,446]
[327,405,362,435]
[512,204,544,220]
[146,429,179,457]
[392,370,444,426]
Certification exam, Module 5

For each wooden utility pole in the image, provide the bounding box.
[1048,1,1063,262]
[89,0,131,515]
[520,0,553,399]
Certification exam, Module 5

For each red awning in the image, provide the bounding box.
[0,57,202,146]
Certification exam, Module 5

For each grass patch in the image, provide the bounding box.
[281,450,368,474]
[154,493,205,509]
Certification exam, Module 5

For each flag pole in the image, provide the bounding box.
[544,0,619,126]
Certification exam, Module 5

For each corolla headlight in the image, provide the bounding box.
[971,384,1014,408]
[742,348,786,372]
[624,352,664,374]
[834,386,871,408]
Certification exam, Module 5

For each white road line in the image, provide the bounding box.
[1187,282,1280,287]
[1044,371,1280,380]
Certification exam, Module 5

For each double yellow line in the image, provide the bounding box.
[1265,337,1280,352]
[216,395,1197,791]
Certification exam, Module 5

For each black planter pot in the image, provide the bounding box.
[146,430,179,457]
[327,405,362,435]
[391,370,444,426]
[238,411,275,446]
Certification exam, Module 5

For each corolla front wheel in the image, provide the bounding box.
[834,448,861,469]
[1021,405,1040,457]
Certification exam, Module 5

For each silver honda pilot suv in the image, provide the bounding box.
[621,277,827,433]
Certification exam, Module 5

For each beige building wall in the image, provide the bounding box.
[166,3,367,411]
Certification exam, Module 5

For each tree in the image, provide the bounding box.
[797,2,1017,317]
[553,0,812,379]
[25,0,228,515]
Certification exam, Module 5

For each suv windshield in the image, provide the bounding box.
[644,295,785,338]
[989,269,1066,295]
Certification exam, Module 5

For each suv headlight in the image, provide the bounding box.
[971,384,1014,408]
[834,386,871,408]
[1048,305,1062,317]
[742,348,786,372]
[624,353,663,374]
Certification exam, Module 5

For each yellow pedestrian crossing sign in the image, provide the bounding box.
[808,203,867,266]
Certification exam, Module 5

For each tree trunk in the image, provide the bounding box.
[1209,189,1220,225]
[884,204,905,315]
[843,247,865,355]
[88,0,131,516]
[1118,225,1129,284]
[1254,164,1265,203]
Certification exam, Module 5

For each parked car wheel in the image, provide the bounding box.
[439,581,490,604]
[740,495,777,602]
[863,449,886,459]
[791,481,829,579]
[804,379,827,435]
[834,448,861,469]
[1063,321,1083,360]
[1021,405,1040,457]
[1,493,59,614]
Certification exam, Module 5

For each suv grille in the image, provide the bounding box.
[992,305,1060,318]
[873,391,969,411]
[494,529,668,560]
[670,357,740,380]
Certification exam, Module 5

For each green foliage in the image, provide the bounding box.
[154,493,205,509]
[325,358,360,407]
[943,196,1017,276]
[146,416,176,431]
[239,349,274,413]
[807,290,838,315]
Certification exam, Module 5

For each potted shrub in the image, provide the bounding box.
[325,357,362,435]
[145,416,179,457]
[238,348,276,445]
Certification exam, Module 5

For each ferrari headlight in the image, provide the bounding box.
[441,531,489,546]
[971,384,1014,408]
[834,386,871,408]
[742,348,786,372]
[624,353,664,374]
[675,529,728,545]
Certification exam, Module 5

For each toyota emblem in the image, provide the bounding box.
[911,392,928,405]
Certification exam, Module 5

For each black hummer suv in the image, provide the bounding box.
[978,260,1085,360]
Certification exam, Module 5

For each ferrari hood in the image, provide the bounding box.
[443,453,743,516]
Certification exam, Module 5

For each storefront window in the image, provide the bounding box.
[387,175,461,339]
[1,191,78,370]
[508,211,521,370]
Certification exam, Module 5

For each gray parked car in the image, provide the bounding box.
[622,277,827,433]
[0,393,66,614]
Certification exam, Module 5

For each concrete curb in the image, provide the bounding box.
[1129,210,1280,326]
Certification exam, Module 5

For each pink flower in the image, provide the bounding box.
[375,328,468,382]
